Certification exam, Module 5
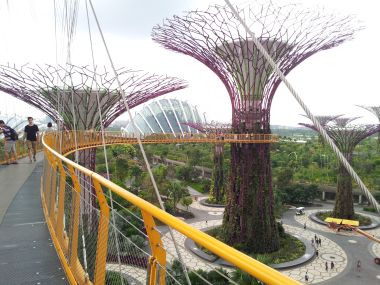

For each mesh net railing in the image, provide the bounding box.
[41,131,299,285]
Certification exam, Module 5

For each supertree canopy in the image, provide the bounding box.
[152,2,361,253]
[300,118,380,219]
[0,63,186,208]
[184,121,232,134]
[334,117,360,128]
[301,115,342,127]
[0,64,187,130]
[358,105,380,146]
[184,121,232,204]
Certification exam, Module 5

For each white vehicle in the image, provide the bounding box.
[295,207,305,215]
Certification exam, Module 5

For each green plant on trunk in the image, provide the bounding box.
[209,143,226,204]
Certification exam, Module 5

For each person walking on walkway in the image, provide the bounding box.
[315,249,319,258]
[318,237,322,247]
[304,271,309,283]
[0,120,18,164]
[44,122,53,134]
[356,260,361,272]
[325,261,328,271]
[331,261,335,270]
[24,117,39,163]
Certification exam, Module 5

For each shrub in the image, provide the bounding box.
[277,222,286,238]
[363,206,376,213]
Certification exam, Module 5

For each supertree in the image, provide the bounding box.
[300,118,380,219]
[301,114,342,145]
[301,115,343,127]
[0,63,186,207]
[334,117,360,127]
[152,2,361,252]
[184,121,232,204]
[0,63,186,168]
[357,105,380,147]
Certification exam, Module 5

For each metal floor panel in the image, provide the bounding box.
[0,163,68,285]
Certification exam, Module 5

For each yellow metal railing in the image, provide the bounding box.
[55,131,278,156]
[41,131,300,285]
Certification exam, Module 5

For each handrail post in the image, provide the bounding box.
[141,210,166,285]
[68,164,82,270]
[45,151,53,213]
[56,159,67,245]
[92,178,110,285]
[49,154,58,222]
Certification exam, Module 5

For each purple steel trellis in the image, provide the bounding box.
[0,64,187,131]
[152,2,361,252]
[0,63,186,210]
[357,105,380,147]
[300,118,380,219]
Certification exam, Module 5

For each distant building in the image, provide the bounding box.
[122,98,203,136]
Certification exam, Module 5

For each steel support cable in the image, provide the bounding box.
[63,0,90,276]
[225,0,380,214]
[53,0,64,154]
[87,1,192,284]
[84,1,124,283]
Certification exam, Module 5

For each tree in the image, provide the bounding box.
[276,167,294,189]
[175,165,194,182]
[169,180,189,210]
[114,157,129,181]
[280,184,319,205]
[187,147,202,167]
[152,164,168,184]
[181,196,193,211]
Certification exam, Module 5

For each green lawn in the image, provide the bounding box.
[187,181,208,194]
[197,226,305,265]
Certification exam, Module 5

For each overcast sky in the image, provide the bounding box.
[0,0,379,126]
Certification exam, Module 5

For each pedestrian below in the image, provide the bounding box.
[356,260,361,272]
[0,120,18,164]
[325,261,328,271]
[331,261,334,270]
[24,117,39,163]
[315,249,319,258]
[304,271,309,283]
[314,234,318,243]
[311,238,314,247]
[319,237,322,247]
[304,222,307,230]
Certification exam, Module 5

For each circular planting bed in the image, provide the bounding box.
[185,226,314,269]
[310,211,379,230]
[199,198,226,208]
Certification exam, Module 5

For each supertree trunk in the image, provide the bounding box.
[333,162,354,219]
[224,139,278,253]
[209,143,225,204]
[300,120,380,220]
[152,2,361,253]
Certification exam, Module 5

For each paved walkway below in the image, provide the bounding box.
[0,155,67,285]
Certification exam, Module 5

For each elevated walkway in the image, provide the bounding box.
[0,154,67,284]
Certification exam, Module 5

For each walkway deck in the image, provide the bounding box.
[0,155,67,285]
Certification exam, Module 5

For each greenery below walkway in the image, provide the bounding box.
[198,226,305,265]
[316,211,372,226]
